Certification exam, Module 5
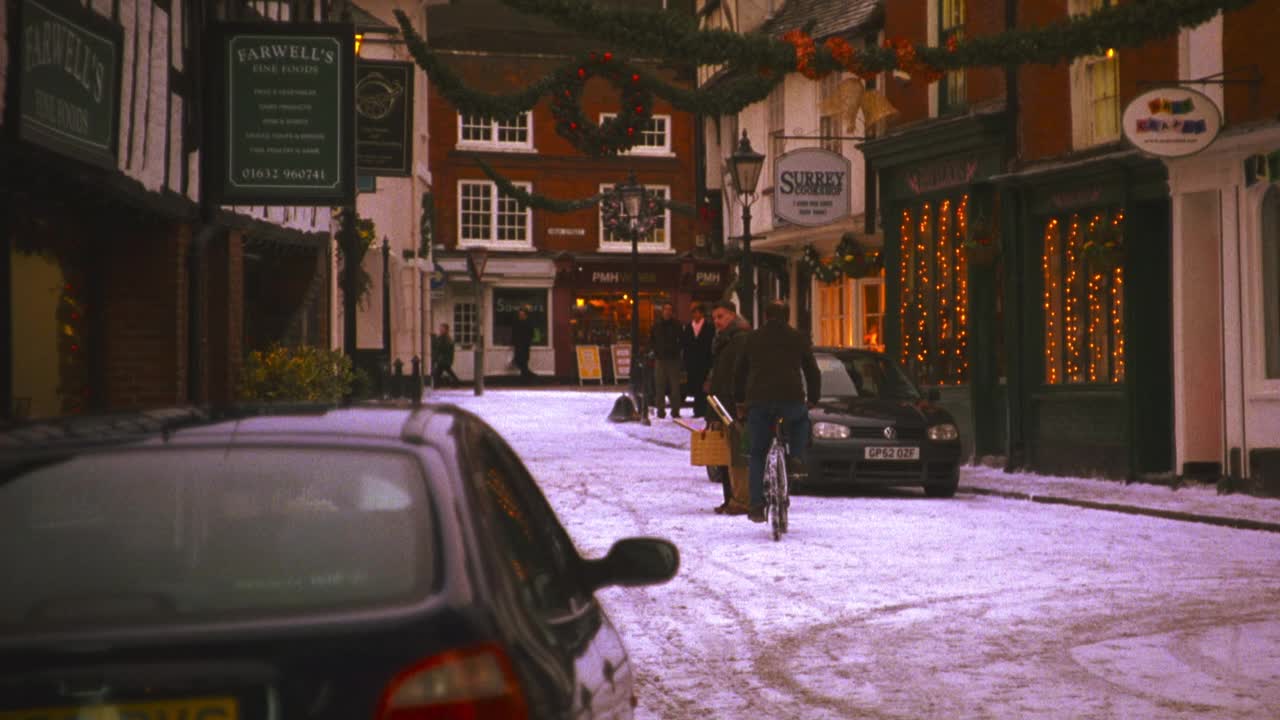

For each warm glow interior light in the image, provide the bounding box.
[575,298,585,307]
[354,33,364,56]
[1105,48,1116,59]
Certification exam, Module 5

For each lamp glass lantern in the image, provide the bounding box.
[728,130,765,197]
[615,173,646,233]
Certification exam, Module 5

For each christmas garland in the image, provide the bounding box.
[801,234,883,283]
[1081,211,1126,271]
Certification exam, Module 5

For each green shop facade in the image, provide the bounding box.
[864,113,1174,480]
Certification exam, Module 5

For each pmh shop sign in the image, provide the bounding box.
[18,0,123,169]
[774,148,851,227]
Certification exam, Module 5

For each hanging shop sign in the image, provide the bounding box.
[1122,87,1221,158]
[773,148,851,227]
[355,59,413,176]
[17,0,124,169]
[205,23,355,205]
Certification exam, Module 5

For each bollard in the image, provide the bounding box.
[392,358,405,399]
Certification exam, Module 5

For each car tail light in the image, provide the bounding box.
[377,643,529,720]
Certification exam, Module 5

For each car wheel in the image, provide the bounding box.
[924,474,958,498]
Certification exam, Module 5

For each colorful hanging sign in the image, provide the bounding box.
[1122,87,1221,159]
[773,148,851,227]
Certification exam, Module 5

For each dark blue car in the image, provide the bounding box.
[0,404,678,719]
[805,348,964,497]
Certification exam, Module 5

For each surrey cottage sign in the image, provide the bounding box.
[18,0,123,169]
[206,24,355,205]
[773,148,851,227]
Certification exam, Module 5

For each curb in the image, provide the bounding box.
[960,486,1280,534]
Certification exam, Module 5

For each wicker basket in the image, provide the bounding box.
[690,427,732,467]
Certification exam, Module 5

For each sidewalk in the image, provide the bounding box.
[611,410,1280,533]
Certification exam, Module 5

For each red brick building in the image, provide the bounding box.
[423,0,725,382]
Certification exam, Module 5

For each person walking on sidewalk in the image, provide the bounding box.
[705,300,751,514]
[650,303,684,419]
[511,307,537,383]
[431,323,461,387]
[734,300,821,523]
[682,302,715,419]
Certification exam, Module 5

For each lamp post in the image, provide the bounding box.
[614,172,649,425]
[727,130,765,325]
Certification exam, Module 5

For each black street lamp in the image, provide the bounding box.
[727,130,765,325]
[614,172,650,425]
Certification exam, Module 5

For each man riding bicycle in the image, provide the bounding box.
[733,301,821,523]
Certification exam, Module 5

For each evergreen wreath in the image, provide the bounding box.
[801,234,882,283]
[548,52,656,156]
[600,191,665,240]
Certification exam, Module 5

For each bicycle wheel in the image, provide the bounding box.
[778,454,790,534]
[764,440,787,541]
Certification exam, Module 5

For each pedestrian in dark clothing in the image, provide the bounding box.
[649,303,684,418]
[681,302,715,419]
[705,301,751,514]
[734,300,821,523]
[431,323,461,387]
[511,308,536,382]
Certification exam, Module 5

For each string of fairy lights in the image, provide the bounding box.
[1042,211,1126,385]
[898,195,970,386]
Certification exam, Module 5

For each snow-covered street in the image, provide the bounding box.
[440,388,1280,719]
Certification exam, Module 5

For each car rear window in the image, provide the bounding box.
[0,447,435,630]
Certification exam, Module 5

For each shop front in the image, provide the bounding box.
[862,112,1009,461]
[552,255,731,382]
[997,151,1172,480]
[1167,122,1280,490]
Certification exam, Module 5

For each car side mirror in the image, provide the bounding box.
[927,388,941,404]
[581,537,679,591]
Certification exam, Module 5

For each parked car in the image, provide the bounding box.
[804,348,963,497]
[0,404,678,719]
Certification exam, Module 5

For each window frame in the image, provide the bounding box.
[456,112,535,152]
[938,0,966,114]
[456,179,534,249]
[597,184,673,253]
[598,113,673,156]
[1068,0,1120,148]
[453,302,480,347]
[1253,183,1280,387]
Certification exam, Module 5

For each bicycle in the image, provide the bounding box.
[762,417,791,541]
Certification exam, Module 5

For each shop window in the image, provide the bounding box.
[493,288,549,347]
[453,303,479,346]
[1263,185,1280,378]
[860,279,886,352]
[601,114,671,155]
[458,180,531,248]
[1041,210,1126,385]
[570,293,661,347]
[938,0,966,113]
[816,279,851,347]
[599,185,670,250]
[898,195,971,385]
[458,112,532,149]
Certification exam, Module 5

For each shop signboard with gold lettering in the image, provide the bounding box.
[17,0,124,169]
[205,23,355,205]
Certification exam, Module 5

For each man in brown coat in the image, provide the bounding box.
[704,300,751,514]
[734,300,821,523]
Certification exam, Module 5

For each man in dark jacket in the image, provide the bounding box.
[681,302,715,419]
[705,301,750,514]
[431,323,461,387]
[649,303,684,419]
[511,308,536,382]
[734,300,821,523]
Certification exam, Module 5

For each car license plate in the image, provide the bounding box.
[865,446,919,460]
[0,697,237,720]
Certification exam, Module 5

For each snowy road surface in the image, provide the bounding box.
[440,389,1280,719]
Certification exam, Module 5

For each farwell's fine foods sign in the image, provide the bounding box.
[774,148,851,227]
[1122,87,1221,158]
